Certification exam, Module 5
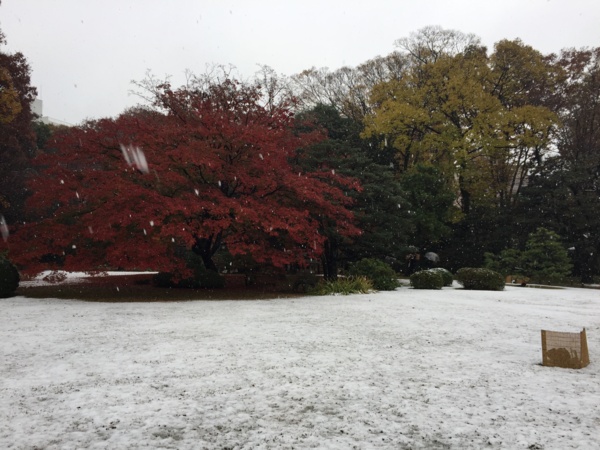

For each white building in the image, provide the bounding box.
[32,98,71,126]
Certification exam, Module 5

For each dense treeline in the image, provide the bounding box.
[288,27,600,282]
[1,25,599,282]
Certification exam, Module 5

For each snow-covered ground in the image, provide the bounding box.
[1,284,599,449]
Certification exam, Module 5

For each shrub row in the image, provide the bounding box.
[409,267,505,291]
[410,268,453,289]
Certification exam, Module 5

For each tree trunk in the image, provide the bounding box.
[321,238,339,281]
[192,233,222,272]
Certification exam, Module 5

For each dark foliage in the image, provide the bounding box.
[348,258,399,291]
[0,255,20,298]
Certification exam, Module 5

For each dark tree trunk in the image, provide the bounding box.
[321,238,339,281]
[192,233,222,272]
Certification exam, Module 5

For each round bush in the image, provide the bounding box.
[455,267,505,291]
[348,258,399,291]
[410,270,444,290]
[428,267,453,286]
[0,256,20,298]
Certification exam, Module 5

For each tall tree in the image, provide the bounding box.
[363,33,559,267]
[0,20,38,224]
[8,79,360,275]
[364,39,556,212]
[517,48,600,282]
[295,104,411,278]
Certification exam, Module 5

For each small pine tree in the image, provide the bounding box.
[484,249,524,277]
[522,228,572,284]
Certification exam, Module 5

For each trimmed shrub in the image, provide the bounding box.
[311,276,373,295]
[0,255,20,298]
[410,270,444,290]
[455,267,505,291]
[428,267,453,286]
[348,258,400,291]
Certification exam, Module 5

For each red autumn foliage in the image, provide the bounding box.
[6,79,361,275]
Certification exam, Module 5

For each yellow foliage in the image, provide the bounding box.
[0,67,22,124]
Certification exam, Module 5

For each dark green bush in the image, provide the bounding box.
[410,270,444,290]
[0,255,20,298]
[428,268,453,286]
[348,258,399,291]
[311,276,373,295]
[455,267,505,291]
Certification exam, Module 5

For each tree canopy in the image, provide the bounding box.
[3,24,600,283]
[9,79,360,275]
[0,27,37,224]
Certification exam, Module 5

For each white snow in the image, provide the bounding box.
[25,271,159,287]
[1,285,599,449]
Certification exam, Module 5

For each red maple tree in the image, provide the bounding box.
[7,79,361,275]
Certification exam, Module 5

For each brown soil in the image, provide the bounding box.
[17,273,302,302]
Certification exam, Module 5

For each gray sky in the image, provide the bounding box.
[2,0,599,125]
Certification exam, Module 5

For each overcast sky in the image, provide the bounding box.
[1,0,599,125]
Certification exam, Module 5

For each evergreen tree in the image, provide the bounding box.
[295,104,412,277]
[485,228,572,284]
[521,228,573,284]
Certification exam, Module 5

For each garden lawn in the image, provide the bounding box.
[1,282,599,449]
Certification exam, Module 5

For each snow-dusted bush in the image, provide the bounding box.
[456,268,504,291]
[348,258,399,291]
[0,255,20,298]
[428,267,453,286]
[410,270,444,290]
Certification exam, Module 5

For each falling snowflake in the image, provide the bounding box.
[120,144,149,174]
[0,215,8,242]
